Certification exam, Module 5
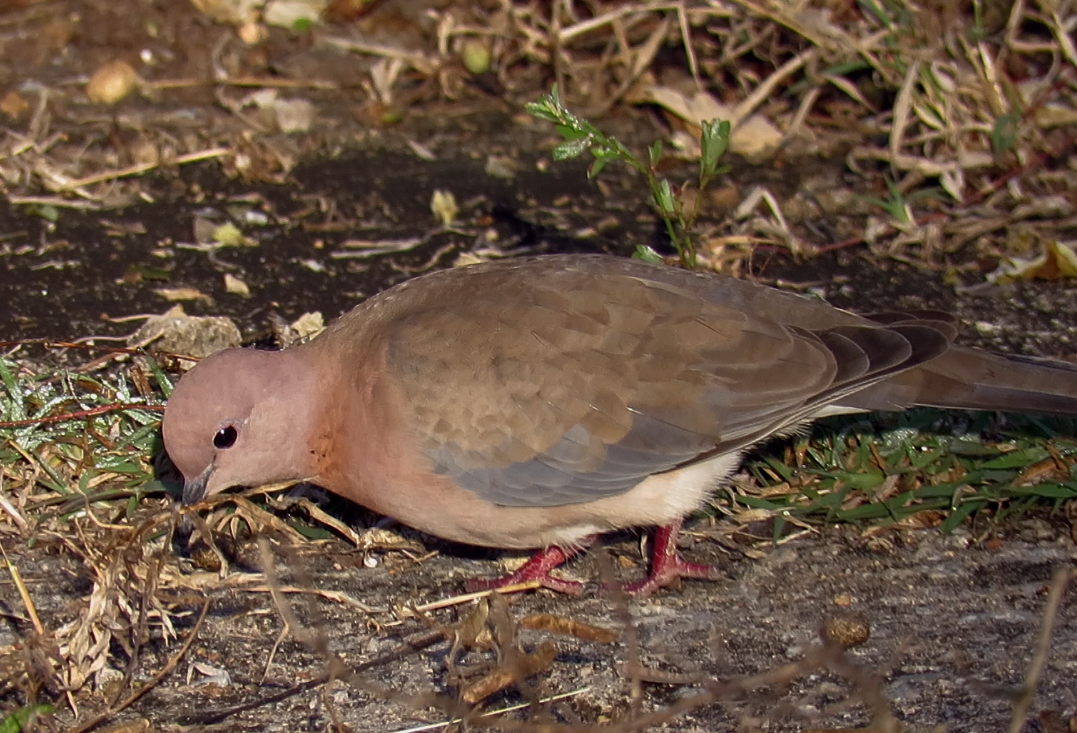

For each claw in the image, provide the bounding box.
[621,521,722,597]
[464,544,589,595]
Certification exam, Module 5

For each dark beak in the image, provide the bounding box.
[182,464,213,505]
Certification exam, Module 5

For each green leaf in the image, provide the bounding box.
[992,111,1020,156]
[23,203,60,223]
[526,86,568,124]
[654,179,676,214]
[836,503,891,521]
[289,521,333,540]
[700,119,730,178]
[821,60,871,76]
[736,494,782,510]
[938,499,983,533]
[845,471,886,491]
[556,124,588,141]
[632,245,664,263]
[761,455,796,481]
[648,140,663,166]
[772,513,786,543]
[858,0,893,29]
[0,704,53,733]
[908,448,944,469]
[553,136,591,160]
[146,358,173,399]
[525,100,559,123]
[946,438,1001,456]
[978,447,1049,469]
[803,487,849,512]
[1010,483,1077,499]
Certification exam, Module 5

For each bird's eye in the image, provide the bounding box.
[213,425,238,449]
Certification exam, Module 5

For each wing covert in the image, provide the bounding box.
[378,259,947,507]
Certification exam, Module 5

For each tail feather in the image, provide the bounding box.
[839,347,1077,416]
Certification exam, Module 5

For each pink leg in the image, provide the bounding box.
[465,542,592,595]
[622,521,722,597]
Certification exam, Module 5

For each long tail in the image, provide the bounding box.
[840,347,1077,415]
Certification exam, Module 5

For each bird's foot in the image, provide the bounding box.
[621,522,722,597]
[620,554,722,596]
[465,545,588,595]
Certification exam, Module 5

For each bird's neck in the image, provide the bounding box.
[299,339,401,508]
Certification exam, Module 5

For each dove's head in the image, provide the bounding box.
[162,347,320,504]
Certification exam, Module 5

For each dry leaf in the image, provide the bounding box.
[224,273,252,297]
[637,85,782,159]
[213,221,255,247]
[0,90,30,119]
[431,189,458,227]
[272,97,316,134]
[154,287,214,304]
[189,0,263,25]
[86,60,139,105]
[485,155,517,179]
[988,241,1077,284]
[290,311,325,339]
[128,305,241,362]
[461,642,557,704]
[264,0,329,28]
[520,614,618,643]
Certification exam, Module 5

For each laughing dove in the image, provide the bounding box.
[162,255,1077,594]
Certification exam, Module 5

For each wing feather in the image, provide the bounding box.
[377,257,950,507]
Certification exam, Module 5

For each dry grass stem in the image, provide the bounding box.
[1008,565,1077,733]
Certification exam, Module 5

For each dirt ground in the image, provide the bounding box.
[3,507,1075,732]
[0,1,1076,732]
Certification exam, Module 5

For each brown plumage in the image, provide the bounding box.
[162,254,1077,594]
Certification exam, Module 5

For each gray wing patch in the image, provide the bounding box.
[424,413,711,507]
